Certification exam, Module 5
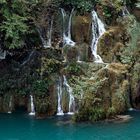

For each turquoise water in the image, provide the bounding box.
[0,111,140,140]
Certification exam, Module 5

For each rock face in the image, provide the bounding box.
[72,15,91,44]
[98,26,128,63]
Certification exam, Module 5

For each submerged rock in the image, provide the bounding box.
[106,115,132,123]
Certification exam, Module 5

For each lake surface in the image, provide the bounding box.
[0,111,140,140]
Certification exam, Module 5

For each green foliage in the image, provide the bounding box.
[0,0,45,49]
[106,107,116,117]
[32,80,49,95]
[64,62,83,75]
[0,1,29,48]
[35,95,50,113]
[120,16,140,65]
[59,0,98,13]
[1,14,29,49]
[41,58,62,75]
[102,7,112,18]
[74,107,105,122]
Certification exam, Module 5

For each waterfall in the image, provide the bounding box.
[37,19,53,48]
[77,55,82,63]
[29,95,35,116]
[7,96,12,114]
[21,50,35,66]
[57,77,64,116]
[68,8,74,39]
[122,6,130,16]
[0,48,6,60]
[61,8,75,47]
[122,0,130,16]
[91,10,106,63]
[48,19,53,48]
[63,75,75,115]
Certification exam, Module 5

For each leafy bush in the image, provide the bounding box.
[59,0,98,13]
[64,62,84,75]
[0,0,52,49]
[120,16,140,65]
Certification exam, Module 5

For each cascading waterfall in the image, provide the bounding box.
[37,19,53,48]
[63,75,75,115]
[91,10,106,63]
[46,19,53,48]
[61,8,75,47]
[7,96,12,114]
[29,95,35,116]
[57,77,64,116]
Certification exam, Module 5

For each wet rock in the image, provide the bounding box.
[132,8,140,22]
[63,46,78,62]
[72,15,91,44]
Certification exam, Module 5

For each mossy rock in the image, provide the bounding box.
[40,47,63,61]
[62,88,69,113]
[72,63,129,122]
[62,46,78,62]
[72,14,91,44]
[98,26,128,63]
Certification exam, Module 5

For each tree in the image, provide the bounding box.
[0,1,31,49]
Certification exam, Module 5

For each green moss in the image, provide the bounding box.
[74,107,106,122]
[41,58,62,76]
[63,62,84,76]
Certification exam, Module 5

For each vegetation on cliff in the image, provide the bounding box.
[0,0,140,121]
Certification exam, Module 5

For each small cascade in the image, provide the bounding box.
[122,6,130,16]
[122,0,130,16]
[7,96,12,114]
[21,50,35,66]
[77,55,82,63]
[128,84,135,111]
[80,90,84,100]
[47,19,53,48]
[37,19,53,48]
[61,8,75,47]
[0,48,6,60]
[63,75,75,115]
[91,10,106,63]
[57,77,64,116]
[29,95,35,116]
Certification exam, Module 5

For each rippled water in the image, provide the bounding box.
[0,111,140,140]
